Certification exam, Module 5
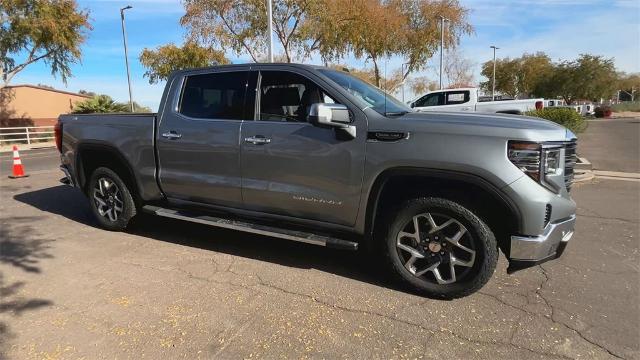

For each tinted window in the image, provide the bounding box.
[259,71,336,122]
[179,71,248,120]
[445,91,470,105]
[415,93,444,107]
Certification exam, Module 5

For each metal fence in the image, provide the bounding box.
[0,126,55,145]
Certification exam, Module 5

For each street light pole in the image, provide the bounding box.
[267,0,274,62]
[439,16,448,90]
[120,5,134,112]
[401,62,409,103]
[490,45,499,101]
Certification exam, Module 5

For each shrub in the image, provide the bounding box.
[611,101,640,112]
[594,106,612,118]
[524,107,587,133]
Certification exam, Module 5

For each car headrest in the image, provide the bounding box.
[264,87,301,106]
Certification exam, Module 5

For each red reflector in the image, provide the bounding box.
[54,121,62,152]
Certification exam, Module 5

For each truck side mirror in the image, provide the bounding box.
[410,102,416,108]
[308,103,355,139]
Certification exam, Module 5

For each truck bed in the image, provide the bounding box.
[59,113,161,201]
[475,99,542,113]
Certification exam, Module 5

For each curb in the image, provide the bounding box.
[575,157,592,171]
[573,156,595,183]
[573,170,595,183]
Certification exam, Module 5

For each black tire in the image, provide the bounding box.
[378,197,497,299]
[88,167,137,231]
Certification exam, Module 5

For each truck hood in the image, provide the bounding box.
[376,110,572,142]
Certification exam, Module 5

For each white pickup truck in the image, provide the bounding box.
[409,88,544,114]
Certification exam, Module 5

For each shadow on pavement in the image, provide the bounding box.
[130,213,401,291]
[14,185,404,294]
[13,185,96,227]
[0,216,55,359]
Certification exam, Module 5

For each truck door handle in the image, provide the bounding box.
[461,107,471,111]
[162,131,182,140]
[244,136,271,145]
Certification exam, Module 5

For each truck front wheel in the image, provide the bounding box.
[88,167,137,231]
[380,197,498,298]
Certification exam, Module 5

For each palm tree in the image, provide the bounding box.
[72,95,129,114]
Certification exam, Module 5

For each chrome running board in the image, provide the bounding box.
[142,205,358,251]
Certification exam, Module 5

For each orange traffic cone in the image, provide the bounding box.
[8,145,29,179]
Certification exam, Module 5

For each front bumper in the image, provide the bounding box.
[507,215,575,273]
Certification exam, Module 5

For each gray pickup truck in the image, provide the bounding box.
[57,63,577,298]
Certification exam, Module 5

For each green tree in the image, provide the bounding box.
[480,57,519,97]
[72,95,129,114]
[139,42,229,84]
[541,54,617,104]
[481,52,553,98]
[0,0,91,87]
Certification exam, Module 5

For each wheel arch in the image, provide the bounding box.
[363,167,522,255]
[75,141,141,204]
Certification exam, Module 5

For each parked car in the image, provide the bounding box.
[57,64,577,298]
[410,88,544,114]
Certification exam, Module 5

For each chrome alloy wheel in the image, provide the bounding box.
[93,177,124,222]
[396,212,476,285]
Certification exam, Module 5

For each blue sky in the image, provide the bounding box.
[11,0,640,110]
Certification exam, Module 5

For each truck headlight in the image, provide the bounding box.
[543,147,562,175]
[508,142,541,181]
[508,141,565,193]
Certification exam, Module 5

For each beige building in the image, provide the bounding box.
[0,84,90,127]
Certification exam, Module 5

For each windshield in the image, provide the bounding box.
[319,69,411,116]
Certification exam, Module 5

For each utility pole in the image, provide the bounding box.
[490,45,499,101]
[120,5,134,112]
[439,16,448,90]
[267,0,274,62]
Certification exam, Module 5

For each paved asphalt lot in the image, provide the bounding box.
[579,118,640,173]
[0,120,638,359]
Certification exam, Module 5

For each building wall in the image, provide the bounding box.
[1,86,90,127]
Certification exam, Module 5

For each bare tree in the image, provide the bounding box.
[443,48,474,88]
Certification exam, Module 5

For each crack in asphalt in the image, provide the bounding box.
[559,262,637,276]
[576,213,639,224]
[537,265,627,360]
[116,258,631,359]
[118,259,572,358]
[245,273,573,360]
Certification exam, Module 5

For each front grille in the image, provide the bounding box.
[564,140,577,191]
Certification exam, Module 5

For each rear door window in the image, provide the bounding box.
[445,91,470,105]
[179,71,249,120]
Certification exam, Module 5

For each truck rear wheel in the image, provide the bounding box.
[380,197,497,299]
[88,167,137,231]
